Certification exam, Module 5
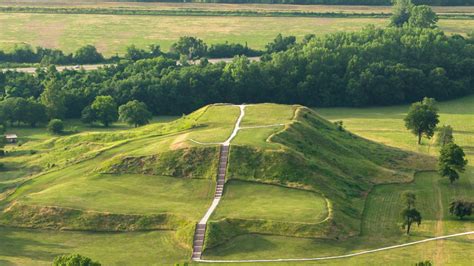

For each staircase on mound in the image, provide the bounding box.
[192,144,229,260]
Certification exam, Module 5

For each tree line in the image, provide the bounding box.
[0,3,473,123]
[132,0,473,6]
[0,39,262,66]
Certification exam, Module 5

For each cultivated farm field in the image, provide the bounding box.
[0,13,473,56]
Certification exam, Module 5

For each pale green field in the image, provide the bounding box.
[0,13,472,56]
[212,180,328,223]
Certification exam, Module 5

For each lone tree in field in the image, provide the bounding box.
[449,199,473,220]
[438,143,468,184]
[404,97,439,145]
[400,191,422,235]
[53,253,101,266]
[90,95,118,127]
[436,125,454,146]
[118,100,152,127]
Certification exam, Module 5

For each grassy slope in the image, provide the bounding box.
[205,96,474,265]
[0,104,242,264]
[0,13,472,56]
[204,103,426,252]
[0,227,189,265]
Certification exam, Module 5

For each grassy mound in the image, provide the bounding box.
[0,103,433,263]
[205,104,429,251]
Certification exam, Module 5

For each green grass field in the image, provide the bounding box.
[0,12,472,56]
[1,98,473,264]
[0,227,189,265]
[212,180,328,223]
[203,96,474,264]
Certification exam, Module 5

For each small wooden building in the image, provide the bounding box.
[5,134,18,143]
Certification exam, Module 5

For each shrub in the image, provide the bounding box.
[47,119,64,134]
[53,254,101,266]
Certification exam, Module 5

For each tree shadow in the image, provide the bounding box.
[0,227,65,262]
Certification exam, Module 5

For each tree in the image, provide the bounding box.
[73,45,104,64]
[390,0,414,27]
[0,122,5,156]
[400,191,422,235]
[23,99,48,127]
[40,80,67,119]
[435,125,454,146]
[81,105,96,125]
[438,143,468,184]
[53,253,101,266]
[265,34,296,53]
[404,97,439,145]
[402,191,416,209]
[409,5,438,28]
[118,100,152,127]
[170,36,207,60]
[47,119,64,134]
[449,199,473,220]
[125,45,149,61]
[90,96,118,127]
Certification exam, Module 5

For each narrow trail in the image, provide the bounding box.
[191,105,245,261]
[198,231,474,263]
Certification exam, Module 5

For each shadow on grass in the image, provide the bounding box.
[207,234,277,257]
[0,227,64,262]
[0,259,15,266]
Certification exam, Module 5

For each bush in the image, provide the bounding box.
[53,253,101,266]
[47,119,64,134]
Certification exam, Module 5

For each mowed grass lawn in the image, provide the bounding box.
[0,227,189,265]
[212,180,328,223]
[0,13,473,56]
[205,96,474,264]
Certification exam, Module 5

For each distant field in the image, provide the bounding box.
[0,2,473,15]
[0,13,472,56]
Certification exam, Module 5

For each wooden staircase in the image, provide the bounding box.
[191,144,229,260]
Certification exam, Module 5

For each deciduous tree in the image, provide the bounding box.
[118,100,152,127]
[90,96,118,127]
[404,97,439,144]
[449,199,473,220]
[435,125,454,146]
[438,143,468,184]
[409,5,438,28]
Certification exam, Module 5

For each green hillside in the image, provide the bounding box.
[0,103,441,264]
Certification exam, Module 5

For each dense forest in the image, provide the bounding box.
[1,2,473,126]
[123,0,474,6]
